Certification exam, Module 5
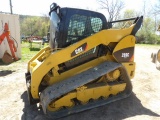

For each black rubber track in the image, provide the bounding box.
[40,61,132,119]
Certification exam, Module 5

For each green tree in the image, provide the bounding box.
[20,15,49,37]
[112,9,137,29]
[123,9,137,18]
[137,17,159,44]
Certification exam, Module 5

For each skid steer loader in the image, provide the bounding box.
[151,49,160,70]
[151,25,160,70]
[25,3,143,119]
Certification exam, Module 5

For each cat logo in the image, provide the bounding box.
[71,43,87,57]
[75,47,83,55]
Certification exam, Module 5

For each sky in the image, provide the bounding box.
[0,0,156,16]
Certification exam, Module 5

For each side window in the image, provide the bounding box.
[91,17,103,33]
[67,14,87,43]
[67,14,103,45]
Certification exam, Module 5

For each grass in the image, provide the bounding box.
[20,43,158,62]
[20,42,49,62]
[0,42,48,65]
[0,42,159,65]
[21,47,39,62]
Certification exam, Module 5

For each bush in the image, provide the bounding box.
[136,31,160,44]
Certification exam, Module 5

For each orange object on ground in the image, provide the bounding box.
[2,51,14,64]
[0,23,18,62]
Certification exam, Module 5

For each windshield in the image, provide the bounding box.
[49,11,60,49]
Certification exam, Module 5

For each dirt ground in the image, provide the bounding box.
[0,45,160,120]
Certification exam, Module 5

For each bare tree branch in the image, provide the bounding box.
[97,0,125,21]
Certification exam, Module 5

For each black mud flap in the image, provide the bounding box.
[25,72,39,105]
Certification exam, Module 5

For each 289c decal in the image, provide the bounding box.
[113,47,134,62]
[121,53,130,58]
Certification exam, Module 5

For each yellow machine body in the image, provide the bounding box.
[27,28,136,99]
[25,3,143,119]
